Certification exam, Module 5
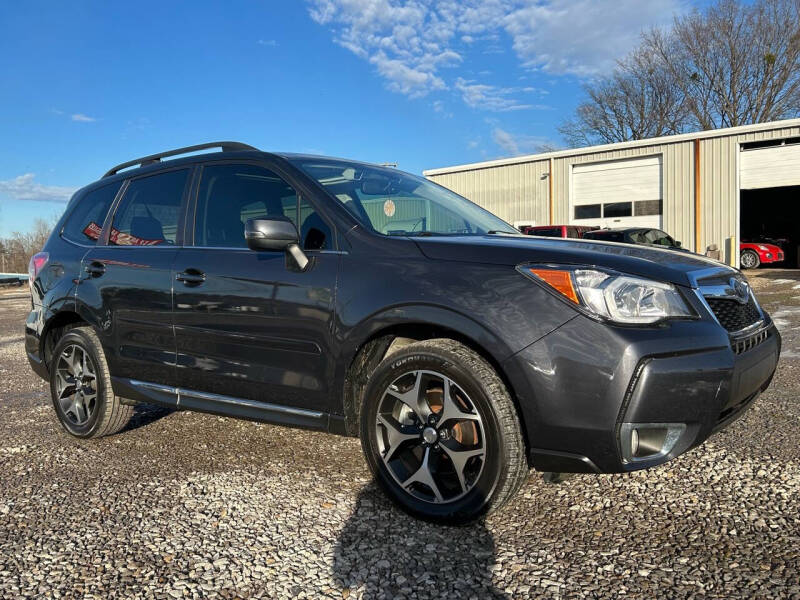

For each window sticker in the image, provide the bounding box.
[82,222,164,246]
[383,199,396,218]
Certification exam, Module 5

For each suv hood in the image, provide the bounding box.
[413,234,734,288]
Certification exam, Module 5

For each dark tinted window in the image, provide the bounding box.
[110,170,188,246]
[61,181,122,245]
[194,164,330,250]
[566,227,581,239]
[575,204,601,219]
[531,227,563,237]
[603,202,632,218]
[584,231,624,242]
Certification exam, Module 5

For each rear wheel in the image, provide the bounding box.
[740,249,760,269]
[360,339,528,524]
[50,326,133,438]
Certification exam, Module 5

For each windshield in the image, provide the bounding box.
[290,158,517,236]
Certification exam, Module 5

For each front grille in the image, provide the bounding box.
[732,328,769,354]
[705,296,762,332]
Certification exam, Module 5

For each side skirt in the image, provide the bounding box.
[111,377,347,435]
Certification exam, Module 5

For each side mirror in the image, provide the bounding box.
[245,217,309,270]
[674,240,682,247]
[245,217,298,250]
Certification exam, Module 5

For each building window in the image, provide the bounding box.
[635,200,662,216]
[603,202,632,218]
[574,204,601,219]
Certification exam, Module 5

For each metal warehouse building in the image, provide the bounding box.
[424,119,800,269]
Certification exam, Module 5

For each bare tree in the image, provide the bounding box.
[560,47,688,146]
[0,218,56,274]
[560,0,800,145]
[647,0,800,129]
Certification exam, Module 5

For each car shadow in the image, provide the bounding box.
[119,402,174,433]
[333,484,507,599]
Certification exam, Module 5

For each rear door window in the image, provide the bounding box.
[61,181,123,245]
[110,170,189,246]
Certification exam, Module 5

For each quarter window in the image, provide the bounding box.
[61,181,122,245]
[110,170,189,246]
[193,163,330,250]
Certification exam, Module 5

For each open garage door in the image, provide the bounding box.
[741,142,800,190]
[570,156,662,229]
[740,142,800,268]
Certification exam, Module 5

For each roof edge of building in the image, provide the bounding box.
[423,118,800,176]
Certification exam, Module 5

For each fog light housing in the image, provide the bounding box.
[619,423,686,464]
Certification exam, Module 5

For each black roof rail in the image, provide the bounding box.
[102,141,259,178]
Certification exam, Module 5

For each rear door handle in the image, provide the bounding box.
[85,261,106,277]
[176,270,206,285]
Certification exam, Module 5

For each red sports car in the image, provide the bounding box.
[740,242,784,269]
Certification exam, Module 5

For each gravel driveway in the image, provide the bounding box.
[1,272,798,599]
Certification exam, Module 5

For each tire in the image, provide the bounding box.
[740,249,760,269]
[49,325,133,438]
[360,338,528,524]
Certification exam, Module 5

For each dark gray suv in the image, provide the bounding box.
[25,142,781,523]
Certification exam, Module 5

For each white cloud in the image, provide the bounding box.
[71,113,97,122]
[503,0,683,76]
[432,99,453,117]
[307,0,685,99]
[0,174,76,203]
[307,0,488,97]
[257,39,278,46]
[455,77,547,112]
[491,127,554,156]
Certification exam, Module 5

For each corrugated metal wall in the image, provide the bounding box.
[699,124,800,263]
[427,122,800,267]
[428,160,550,226]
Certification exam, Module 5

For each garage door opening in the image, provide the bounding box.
[740,185,800,268]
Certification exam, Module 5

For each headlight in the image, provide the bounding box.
[518,265,695,324]
[757,245,769,251]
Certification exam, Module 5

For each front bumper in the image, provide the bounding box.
[503,315,781,473]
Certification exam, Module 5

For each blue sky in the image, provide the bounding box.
[0,0,697,237]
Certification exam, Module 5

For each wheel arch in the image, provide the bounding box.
[40,303,90,370]
[338,305,530,455]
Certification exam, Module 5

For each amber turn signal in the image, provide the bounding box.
[526,268,580,304]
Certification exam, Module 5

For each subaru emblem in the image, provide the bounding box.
[731,278,749,304]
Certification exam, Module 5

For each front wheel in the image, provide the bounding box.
[360,339,528,524]
[740,249,761,269]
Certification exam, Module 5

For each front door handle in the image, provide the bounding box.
[176,270,206,285]
[85,261,106,277]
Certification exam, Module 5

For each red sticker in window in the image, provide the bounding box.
[82,222,164,246]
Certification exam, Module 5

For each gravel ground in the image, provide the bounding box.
[0,271,799,599]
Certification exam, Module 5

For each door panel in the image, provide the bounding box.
[80,246,178,387]
[76,167,190,391]
[741,143,800,190]
[172,249,339,412]
[173,161,339,412]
